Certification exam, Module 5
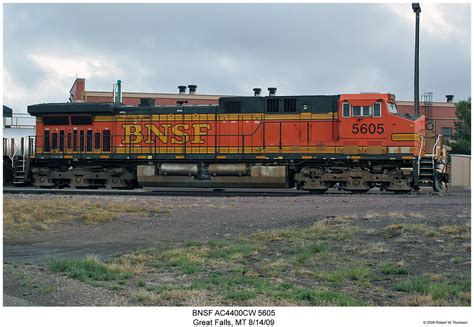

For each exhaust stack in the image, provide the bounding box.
[268,87,277,96]
[178,85,187,94]
[188,84,197,94]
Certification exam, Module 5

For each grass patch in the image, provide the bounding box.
[132,291,160,304]
[395,275,432,293]
[105,215,469,306]
[168,256,204,274]
[347,265,370,281]
[315,263,370,284]
[11,270,54,293]
[3,196,164,232]
[315,270,345,284]
[395,275,470,301]
[290,241,327,263]
[379,261,409,275]
[439,225,469,235]
[49,255,131,282]
[225,289,257,301]
[364,211,425,219]
[383,223,440,238]
[290,288,362,306]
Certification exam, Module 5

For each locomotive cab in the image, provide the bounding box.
[338,93,425,159]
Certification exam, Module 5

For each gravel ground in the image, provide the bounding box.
[3,188,471,306]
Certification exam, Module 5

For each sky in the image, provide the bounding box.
[2,3,471,113]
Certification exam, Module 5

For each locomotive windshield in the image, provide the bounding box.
[387,102,398,114]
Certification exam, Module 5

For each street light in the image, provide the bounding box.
[412,3,421,116]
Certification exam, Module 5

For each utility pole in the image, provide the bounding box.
[412,3,421,116]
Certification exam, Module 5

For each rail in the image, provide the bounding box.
[3,113,36,129]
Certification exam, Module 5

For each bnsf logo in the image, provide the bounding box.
[122,123,211,145]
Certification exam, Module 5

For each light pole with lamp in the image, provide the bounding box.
[412,3,421,116]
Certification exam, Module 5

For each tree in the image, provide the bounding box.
[449,99,471,154]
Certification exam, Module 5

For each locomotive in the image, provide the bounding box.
[5,89,449,193]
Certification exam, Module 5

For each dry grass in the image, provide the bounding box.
[359,242,389,254]
[365,211,425,219]
[439,225,470,235]
[398,294,441,306]
[3,196,163,232]
[132,289,213,305]
[424,273,443,283]
[385,224,404,231]
[384,223,437,237]
[110,253,155,274]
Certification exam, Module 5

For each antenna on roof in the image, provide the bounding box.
[112,80,122,103]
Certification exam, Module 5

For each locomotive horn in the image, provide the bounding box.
[253,88,262,96]
[268,87,277,96]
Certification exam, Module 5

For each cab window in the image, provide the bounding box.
[352,106,371,117]
[387,103,398,114]
[373,102,381,117]
[352,106,361,116]
[342,102,350,117]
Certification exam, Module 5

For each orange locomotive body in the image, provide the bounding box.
[24,92,444,193]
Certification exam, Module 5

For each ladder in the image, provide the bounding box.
[9,137,31,186]
[13,156,28,185]
[418,156,434,186]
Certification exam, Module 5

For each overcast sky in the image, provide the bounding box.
[3,3,471,112]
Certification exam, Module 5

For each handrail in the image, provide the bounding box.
[417,133,424,176]
[432,135,442,166]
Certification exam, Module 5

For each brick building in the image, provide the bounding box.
[69,78,220,106]
[69,78,459,139]
[397,96,458,141]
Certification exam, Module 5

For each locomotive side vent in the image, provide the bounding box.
[284,98,297,112]
[267,98,279,112]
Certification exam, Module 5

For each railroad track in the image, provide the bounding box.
[2,187,437,197]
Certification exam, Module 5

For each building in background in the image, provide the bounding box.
[3,105,12,128]
[69,78,459,139]
[397,94,458,141]
[69,78,221,106]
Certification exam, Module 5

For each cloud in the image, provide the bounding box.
[385,3,469,40]
[3,3,471,112]
[27,54,121,80]
[3,53,125,112]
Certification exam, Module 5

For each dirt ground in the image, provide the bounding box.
[3,189,471,306]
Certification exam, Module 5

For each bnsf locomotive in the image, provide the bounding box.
[5,91,449,193]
